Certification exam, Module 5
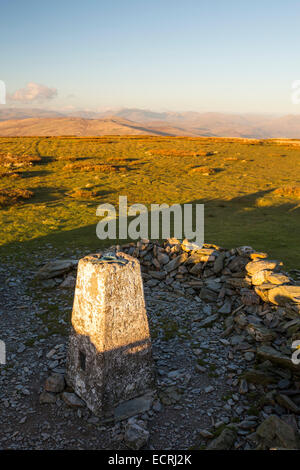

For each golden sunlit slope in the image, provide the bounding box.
[0,135,299,269]
[0,117,173,137]
[2,112,300,138]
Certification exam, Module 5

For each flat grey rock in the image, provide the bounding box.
[114,393,154,422]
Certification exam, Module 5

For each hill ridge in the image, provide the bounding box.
[1,110,300,137]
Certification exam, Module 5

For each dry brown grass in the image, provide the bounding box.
[63,162,127,172]
[149,149,207,157]
[274,186,300,199]
[0,153,41,168]
[56,155,78,162]
[68,188,99,199]
[0,171,21,178]
[106,156,131,163]
[189,166,217,175]
[0,188,34,207]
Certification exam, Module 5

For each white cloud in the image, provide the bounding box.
[8,82,57,102]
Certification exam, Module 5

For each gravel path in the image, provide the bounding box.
[0,256,261,450]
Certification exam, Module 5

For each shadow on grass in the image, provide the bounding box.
[57,156,95,162]
[38,156,55,165]
[0,189,299,269]
[186,190,300,269]
[20,170,51,179]
[21,186,68,204]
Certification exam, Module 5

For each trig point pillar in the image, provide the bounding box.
[65,251,155,417]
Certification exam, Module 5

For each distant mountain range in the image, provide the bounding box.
[1,108,300,138]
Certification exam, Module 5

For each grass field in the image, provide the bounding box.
[0,135,299,269]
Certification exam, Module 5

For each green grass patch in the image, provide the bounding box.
[0,136,299,269]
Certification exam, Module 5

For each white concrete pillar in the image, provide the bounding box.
[66,252,155,417]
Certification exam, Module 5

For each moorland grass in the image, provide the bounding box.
[0,135,299,269]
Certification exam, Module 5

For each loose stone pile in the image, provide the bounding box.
[32,239,300,449]
[121,238,300,310]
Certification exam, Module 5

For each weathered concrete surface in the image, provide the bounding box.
[66,252,155,417]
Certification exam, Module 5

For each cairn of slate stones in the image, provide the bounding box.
[117,239,300,395]
[118,238,299,313]
[39,237,300,418]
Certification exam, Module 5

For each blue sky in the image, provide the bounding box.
[1,0,300,113]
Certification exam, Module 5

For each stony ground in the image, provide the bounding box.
[0,245,299,450]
